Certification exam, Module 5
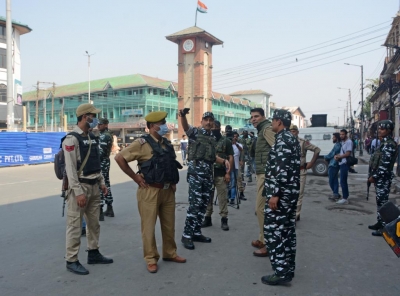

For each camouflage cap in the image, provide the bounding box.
[273,109,292,121]
[202,112,215,120]
[378,120,394,130]
[98,118,109,125]
[289,124,298,131]
[145,111,168,123]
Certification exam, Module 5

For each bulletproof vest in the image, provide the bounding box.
[74,132,101,176]
[214,136,228,170]
[255,119,272,175]
[138,135,182,184]
[369,138,397,173]
[187,132,216,163]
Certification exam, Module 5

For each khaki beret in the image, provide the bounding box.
[76,103,101,117]
[145,111,168,123]
[290,124,298,131]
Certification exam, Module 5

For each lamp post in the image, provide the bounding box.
[338,87,353,131]
[344,63,363,155]
[84,51,94,104]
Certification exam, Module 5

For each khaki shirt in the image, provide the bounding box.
[263,125,275,147]
[62,126,105,197]
[298,137,321,166]
[119,134,166,172]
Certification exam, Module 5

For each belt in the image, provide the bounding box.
[149,183,170,189]
[79,178,98,185]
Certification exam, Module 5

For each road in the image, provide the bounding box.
[0,159,399,296]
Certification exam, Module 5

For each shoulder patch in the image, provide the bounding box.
[137,138,147,145]
[65,145,75,152]
[305,141,310,145]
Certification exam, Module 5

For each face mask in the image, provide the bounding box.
[89,117,99,129]
[213,129,222,139]
[156,123,169,136]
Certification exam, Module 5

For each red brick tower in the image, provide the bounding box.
[166,26,223,137]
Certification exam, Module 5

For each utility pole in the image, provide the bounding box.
[360,65,364,156]
[51,82,55,131]
[35,81,55,132]
[43,89,46,132]
[35,81,39,132]
[6,0,14,131]
[85,51,94,103]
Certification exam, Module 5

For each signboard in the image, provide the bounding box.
[122,109,143,116]
[15,80,22,105]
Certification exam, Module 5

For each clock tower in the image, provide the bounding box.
[166,26,223,136]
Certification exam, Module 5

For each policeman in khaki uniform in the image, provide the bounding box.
[63,103,113,275]
[115,111,186,274]
[290,124,320,221]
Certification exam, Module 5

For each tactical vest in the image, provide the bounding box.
[100,130,113,159]
[74,132,101,176]
[255,119,273,175]
[138,135,182,184]
[369,138,397,173]
[214,136,228,170]
[187,133,216,163]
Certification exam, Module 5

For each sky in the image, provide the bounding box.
[2,0,400,125]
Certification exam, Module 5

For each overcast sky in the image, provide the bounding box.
[3,0,399,125]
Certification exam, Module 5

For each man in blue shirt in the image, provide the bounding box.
[324,133,342,201]
[334,129,353,205]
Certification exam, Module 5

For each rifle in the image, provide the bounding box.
[366,166,372,201]
[61,173,68,217]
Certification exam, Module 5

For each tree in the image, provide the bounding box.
[362,78,379,118]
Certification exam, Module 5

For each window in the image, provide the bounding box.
[109,112,114,118]
[127,90,132,96]
[59,99,63,104]
[139,89,143,95]
[153,89,158,95]
[160,90,165,96]
[0,48,6,69]
[0,84,6,102]
[103,112,108,118]
[0,25,5,43]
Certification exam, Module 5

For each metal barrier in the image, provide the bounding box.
[0,132,66,167]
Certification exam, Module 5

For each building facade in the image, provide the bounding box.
[23,74,261,141]
[229,89,272,117]
[0,17,32,129]
[282,106,306,128]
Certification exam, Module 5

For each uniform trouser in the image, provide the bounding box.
[183,174,213,238]
[375,177,392,224]
[296,170,307,219]
[264,196,297,278]
[229,169,238,200]
[237,165,244,193]
[137,186,177,265]
[256,174,266,243]
[206,176,228,218]
[65,183,100,262]
[100,158,113,206]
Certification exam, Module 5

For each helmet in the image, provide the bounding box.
[378,120,394,131]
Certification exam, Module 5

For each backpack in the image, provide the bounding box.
[54,132,81,180]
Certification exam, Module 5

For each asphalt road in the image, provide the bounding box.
[0,159,399,296]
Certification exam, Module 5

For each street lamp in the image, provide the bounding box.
[84,51,95,104]
[344,62,364,156]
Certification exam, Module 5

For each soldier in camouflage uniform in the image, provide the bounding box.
[97,118,114,219]
[179,110,230,250]
[368,120,397,236]
[262,109,300,286]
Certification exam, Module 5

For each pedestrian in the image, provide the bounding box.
[371,136,381,154]
[63,103,113,275]
[325,133,342,201]
[368,120,397,236]
[250,107,275,258]
[180,134,188,165]
[230,132,244,204]
[240,130,254,183]
[114,111,186,273]
[262,109,300,285]
[202,120,234,231]
[334,129,353,205]
[365,136,372,154]
[97,118,115,219]
[289,124,320,221]
[180,110,231,250]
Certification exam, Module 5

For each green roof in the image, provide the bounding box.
[0,16,32,35]
[23,74,175,101]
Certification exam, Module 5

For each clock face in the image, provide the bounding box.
[183,39,194,52]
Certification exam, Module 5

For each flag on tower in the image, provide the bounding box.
[197,0,208,13]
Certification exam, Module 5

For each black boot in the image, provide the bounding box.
[221,217,229,231]
[66,260,89,275]
[87,249,114,264]
[193,234,212,243]
[201,216,212,228]
[239,192,247,201]
[104,205,114,217]
[371,229,383,237]
[368,221,382,230]
[181,236,195,250]
[99,207,105,221]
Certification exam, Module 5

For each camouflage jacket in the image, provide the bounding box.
[264,128,301,200]
[99,129,113,160]
[370,136,397,180]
